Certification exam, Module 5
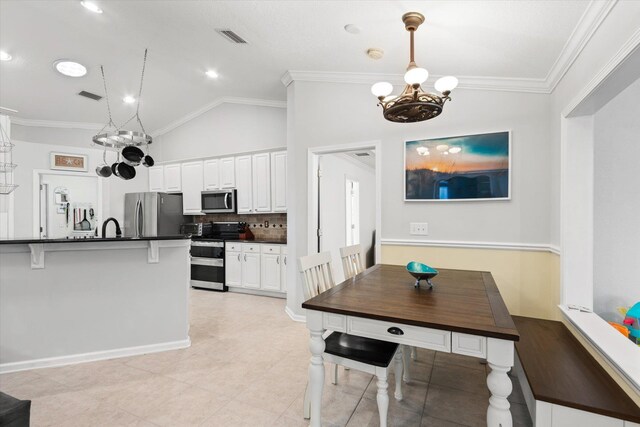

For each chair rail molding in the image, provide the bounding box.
[381,238,560,255]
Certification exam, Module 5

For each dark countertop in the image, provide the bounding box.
[0,235,190,245]
[225,239,287,245]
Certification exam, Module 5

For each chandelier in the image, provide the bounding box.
[371,12,458,123]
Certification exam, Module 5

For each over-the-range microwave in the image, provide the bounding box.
[201,189,237,213]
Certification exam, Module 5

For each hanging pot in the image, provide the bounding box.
[95,147,113,177]
[122,145,144,166]
[141,143,154,167]
[113,162,136,180]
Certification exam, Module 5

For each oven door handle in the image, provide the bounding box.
[191,241,224,248]
[190,257,224,267]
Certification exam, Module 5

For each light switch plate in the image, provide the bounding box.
[410,222,428,235]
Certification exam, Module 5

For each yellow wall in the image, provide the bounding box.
[381,245,561,320]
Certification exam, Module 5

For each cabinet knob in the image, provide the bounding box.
[387,327,404,336]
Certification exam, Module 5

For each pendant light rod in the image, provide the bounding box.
[409,30,415,64]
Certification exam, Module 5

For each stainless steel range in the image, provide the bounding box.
[187,222,246,292]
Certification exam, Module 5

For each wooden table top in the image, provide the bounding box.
[302,264,519,341]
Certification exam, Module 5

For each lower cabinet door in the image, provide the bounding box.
[225,251,242,287]
[280,253,287,293]
[261,253,281,291]
[242,252,261,289]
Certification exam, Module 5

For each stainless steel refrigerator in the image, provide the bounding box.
[124,192,184,237]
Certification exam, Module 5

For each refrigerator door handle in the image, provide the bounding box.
[134,200,140,237]
[138,200,144,237]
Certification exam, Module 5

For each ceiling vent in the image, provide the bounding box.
[78,90,102,101]
[215,29,248,44]
[354,152,370,157]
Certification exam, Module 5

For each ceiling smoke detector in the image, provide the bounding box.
[367,48,384,60]
[78,90,102,101]
[215,29,248,44]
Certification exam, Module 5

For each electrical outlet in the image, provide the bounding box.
[409,222,428,235]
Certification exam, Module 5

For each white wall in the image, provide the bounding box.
[154,103,286,162]
[286,81,552,316]
[593,77,640,321]
[319,153,376,283]
[549,1,640,247]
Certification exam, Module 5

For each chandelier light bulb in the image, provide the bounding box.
[371,82,393,98]
[435,76,459,93]
[404,67,429,85]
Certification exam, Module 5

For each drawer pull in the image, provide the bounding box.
[387,327,404,335]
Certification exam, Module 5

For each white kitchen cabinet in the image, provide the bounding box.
[164,164,182,193]
[271,151,287,212]
[252,153,271,212]
[241,244,261,289]
[261,245,281,291]
[181,161,204,214]
[220,157,236,189]
[203,159,220,190]
[148,166,165,192]
[225,250,242,287]
[280,246,288,292]
[235,155,253,213]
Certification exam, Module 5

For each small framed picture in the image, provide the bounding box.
[50,152,88,172]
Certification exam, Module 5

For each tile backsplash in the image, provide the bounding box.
[193,213,287,242]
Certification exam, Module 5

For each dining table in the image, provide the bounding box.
[302,264,520,427]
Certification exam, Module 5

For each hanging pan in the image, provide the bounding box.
[96,146,113,177]
[122,145,144,166]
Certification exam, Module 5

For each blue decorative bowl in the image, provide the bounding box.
[406,262,438,288]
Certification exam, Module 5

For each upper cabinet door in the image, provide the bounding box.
[181,161,204,214]
[148,166,165,192]
[252,153,271,212]
[235,155,253,213]
[219,157,236,189]
[271,151,287,212]
[203,159,220,190]
[164,164,182,193]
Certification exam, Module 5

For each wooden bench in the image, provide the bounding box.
[512,316,640,427]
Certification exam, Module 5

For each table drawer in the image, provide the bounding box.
[261,245,282,254]
[323,313,346,332]
[242,244,260,253]
[452,332,486,359]
[347,317,451,352]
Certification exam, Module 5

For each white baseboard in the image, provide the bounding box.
[227,286,286,299]
[285,306,306,323]
[0,338,191,374]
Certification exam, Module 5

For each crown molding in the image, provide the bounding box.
[151,96,286,137]
[282,1,619,95]
[545,0,617,92]
[10,117,104,131]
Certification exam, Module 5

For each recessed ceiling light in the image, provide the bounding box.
[344,24,361,34]
[0,51,12,61]
[205,70,219,79]
[53,60,87,77]
[80,1,103,14]
[123,96,136,104]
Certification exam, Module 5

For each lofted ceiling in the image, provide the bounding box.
[0,0,592,133]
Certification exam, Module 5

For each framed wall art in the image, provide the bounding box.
[50,152,88,172]
[404,131,511,201]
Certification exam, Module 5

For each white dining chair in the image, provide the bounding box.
[298,252,403,427]
[339,244,365,280]
[339,244,418,370]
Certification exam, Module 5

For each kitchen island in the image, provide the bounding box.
[0,236,191,373]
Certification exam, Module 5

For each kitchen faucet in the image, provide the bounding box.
[102,218,122,238]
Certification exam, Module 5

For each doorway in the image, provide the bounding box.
[309,141,381,284]
[33,170,102,239]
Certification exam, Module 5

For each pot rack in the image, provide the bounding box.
[92,49,152,149]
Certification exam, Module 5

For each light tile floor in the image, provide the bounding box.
[0,289,532,426]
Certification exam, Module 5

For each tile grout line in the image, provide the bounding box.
[343,375,374,426]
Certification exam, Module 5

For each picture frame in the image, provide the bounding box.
[404,130,511,201]
[50,152,88,172]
